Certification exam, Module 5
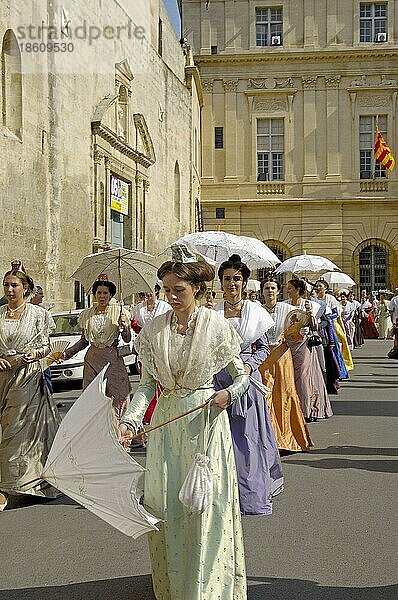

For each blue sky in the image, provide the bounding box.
[164,0,181,36]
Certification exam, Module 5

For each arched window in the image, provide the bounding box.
[174,161,180,220]
[359,243,389,292]
[1,29,22,139]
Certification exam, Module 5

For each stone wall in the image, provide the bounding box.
[183,0,398,290]
[1,0,200,309]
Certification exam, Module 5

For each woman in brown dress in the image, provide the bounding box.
[62,277,131,419]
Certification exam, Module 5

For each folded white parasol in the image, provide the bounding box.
[42,366,159,537]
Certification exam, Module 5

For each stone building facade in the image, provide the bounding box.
[1,0,202,308]
[182,0,398,291]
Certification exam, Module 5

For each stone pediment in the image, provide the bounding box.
[133,114,156,164]
[91,96,156,168]
[115,58,134,84]
[244,78,297,122]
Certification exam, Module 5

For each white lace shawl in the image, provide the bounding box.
[135,305,242,393]
[78,301,131,348]
[264,301,294,345]
[214,300,274,348]
[0,303,54,355]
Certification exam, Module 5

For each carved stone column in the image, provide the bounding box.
[142,179,150,252]
[325,75,341,181]
[225,1,235,52]
[302,76,319,181]
[135,172,143,250]
[201,80,215,181]
[104,156,111,245]
[93,149,104,239]
[223,79,239,181]
[327,0,338,45]
[304,0,317,47]
[200,0,211,53]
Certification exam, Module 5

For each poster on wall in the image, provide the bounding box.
[110,174,129,215]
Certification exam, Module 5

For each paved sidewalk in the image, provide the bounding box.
[0,340,397,599]
[248,339,398,599]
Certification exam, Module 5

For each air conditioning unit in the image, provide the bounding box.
[257,172,269,181]
[360,171,372,179]
[271,35,281,46]
[375,32,387,42]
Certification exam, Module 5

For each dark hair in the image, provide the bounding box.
[288,278,306,297]
[3,270,35,297]
[206,289,216,298]
[315,279,329,291]
[154,283,161,297]
[260,277,281,294]
[92,280,117,297]
[157,260,215,300]
[218,254,251,286]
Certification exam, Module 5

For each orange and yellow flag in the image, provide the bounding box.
[374,125,395,172]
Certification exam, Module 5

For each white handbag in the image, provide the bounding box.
[178,402,213,515]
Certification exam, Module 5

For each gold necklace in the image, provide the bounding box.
[95,306,108,314]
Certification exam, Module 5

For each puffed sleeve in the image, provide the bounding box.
[224,356,249,403]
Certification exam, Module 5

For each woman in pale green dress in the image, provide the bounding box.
[119,251,249,600]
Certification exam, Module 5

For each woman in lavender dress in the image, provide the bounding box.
[214,255,283,515]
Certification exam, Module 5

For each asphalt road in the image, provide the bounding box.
[0,340,397,599]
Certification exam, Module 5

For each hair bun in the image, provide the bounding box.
[228,254,242,262]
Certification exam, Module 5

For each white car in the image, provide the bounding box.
[49,309,138,384]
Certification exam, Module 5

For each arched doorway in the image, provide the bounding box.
[257,240,291,298]
[357,242,389,292]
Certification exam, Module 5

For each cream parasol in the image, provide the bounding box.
[321,271,356,288]
[71,248,159,300]
[274,254,341,275]
[41,366,159,537]
[163,231,281,269]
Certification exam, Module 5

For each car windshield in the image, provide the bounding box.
[51,314,82,336]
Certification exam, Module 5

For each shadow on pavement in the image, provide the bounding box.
[331,401,398,417]
[285,457,398,473]
[247,577,398,599]
[309,446,397,456]
[343,383,398,389]
[5,494,79,510]
[2,577,397,600]
[0,576,155,600]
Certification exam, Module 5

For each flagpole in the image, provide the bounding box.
[372,115,379,180]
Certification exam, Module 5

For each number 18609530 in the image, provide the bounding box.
[20,42,74,52]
